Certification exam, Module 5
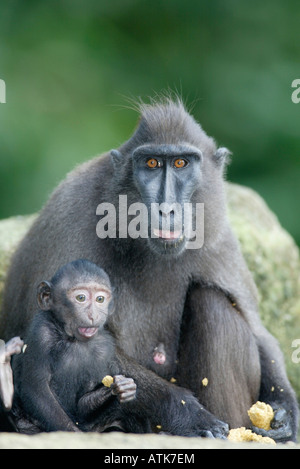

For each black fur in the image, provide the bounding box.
[1,97,298,441]
[9,260,145,433]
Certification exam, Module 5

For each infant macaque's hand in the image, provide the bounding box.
[111,375,137,403]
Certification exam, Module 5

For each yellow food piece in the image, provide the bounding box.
[228,427,276,445]
[247,401,274,431]
[202,377,208,387]
[102,375,114,388]
[170,377,177,383]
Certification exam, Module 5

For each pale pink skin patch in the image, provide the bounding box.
[153,344,166,365]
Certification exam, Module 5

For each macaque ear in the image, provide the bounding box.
[213,147,231,167]
[110,149,124,170]
[37,281,53,311]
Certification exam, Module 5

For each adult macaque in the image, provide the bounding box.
[1,98,298,441]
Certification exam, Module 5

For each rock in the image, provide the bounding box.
[226,183,300,400]
[0,183,299,450]
[0,432,300,450]
[0,430,297,449]
[0,214,37,309]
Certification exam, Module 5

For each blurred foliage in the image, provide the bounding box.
[0,0,300,243]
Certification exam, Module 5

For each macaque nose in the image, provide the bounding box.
[159,208,175,219]
[158,205,180,232]
[158,201,175,218]
[88,306,99,324]
[159,205,175,227]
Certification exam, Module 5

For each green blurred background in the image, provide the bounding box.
[1,0,300,244]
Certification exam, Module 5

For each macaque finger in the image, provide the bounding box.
[5,337,24,359]
[118,390,137,403]
[112,375,137,402]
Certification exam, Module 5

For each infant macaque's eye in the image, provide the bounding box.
[96,296,105,303]
[76,294,86,302]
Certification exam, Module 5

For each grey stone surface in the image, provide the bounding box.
[0,431,297,449]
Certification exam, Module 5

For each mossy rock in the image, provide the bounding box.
[226,183,300,399]
[0,214,37,305]
[0,184,299,401]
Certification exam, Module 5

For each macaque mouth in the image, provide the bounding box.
[78,327,99,338]
[153,228,183,242]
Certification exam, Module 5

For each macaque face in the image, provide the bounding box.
[65,282,112,341]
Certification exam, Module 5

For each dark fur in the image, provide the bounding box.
[9,260,146,433]
[8,261,149,433]
[1,98,298,441]
[12,310,123,433]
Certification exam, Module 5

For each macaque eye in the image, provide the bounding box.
[76,294,86,302]
[96,296,105,303]
[174,158,188,168]
[146,158,160,169]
